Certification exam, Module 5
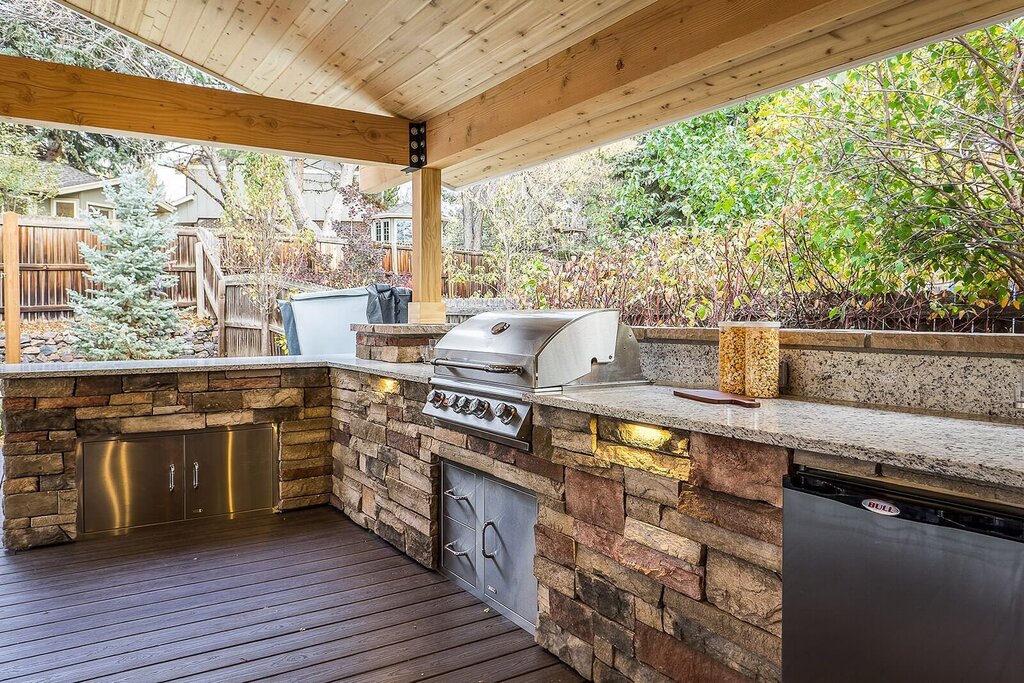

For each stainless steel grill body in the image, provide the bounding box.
[424,309,645,450]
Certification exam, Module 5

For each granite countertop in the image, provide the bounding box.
[530,384,1024,489]
[0,355,434,383]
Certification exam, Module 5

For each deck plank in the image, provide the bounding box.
[0,507,578,683]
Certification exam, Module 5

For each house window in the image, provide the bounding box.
[53,199,77,218]
[373,219,391,243]
[395,219,413,245]
[87,204,115,220]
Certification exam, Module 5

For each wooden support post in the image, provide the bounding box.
[409,168,445,324]
[195,240,206,317]
[3,211,21,364]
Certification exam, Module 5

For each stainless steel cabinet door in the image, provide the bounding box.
[480,477,539,630]
[184,426,275,519]
[81,435,184,533]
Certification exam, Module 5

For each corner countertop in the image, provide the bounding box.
[529,384,1024,489]
[0,355,434,383]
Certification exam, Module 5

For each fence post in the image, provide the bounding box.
[195,240,205,317]
[3,212,21,363]
[216,280,227,356]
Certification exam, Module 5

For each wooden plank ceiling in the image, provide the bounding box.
[59,0,656,119]
[55,0,1024,187]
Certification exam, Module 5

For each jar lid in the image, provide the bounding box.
[719,320,781,328]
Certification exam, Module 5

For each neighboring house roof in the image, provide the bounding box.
[371,202,413,220]
[41,161,121,195]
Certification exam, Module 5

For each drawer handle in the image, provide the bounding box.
[482,520,497,559]
[444,541,469,557]
[168,463,175,492]
[444,488,470,502]
[192,462,199,489]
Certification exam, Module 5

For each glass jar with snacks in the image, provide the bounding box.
[718,321,747,395]
[744,321,781,398]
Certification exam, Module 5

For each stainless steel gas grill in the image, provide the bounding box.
[423,309,646,450]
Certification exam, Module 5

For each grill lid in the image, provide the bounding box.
[432,309,625,388]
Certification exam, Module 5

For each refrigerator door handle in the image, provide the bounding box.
[482,520,497,559]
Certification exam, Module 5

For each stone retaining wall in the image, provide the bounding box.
[0,367,332,550]
[1,317,219,364]
[636,327,1024,420]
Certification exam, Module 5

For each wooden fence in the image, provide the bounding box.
[0,216,199,318]
[0,216,495,356]
[384,245,493,298]
[195,227,330,357]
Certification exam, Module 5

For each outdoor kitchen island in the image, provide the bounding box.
[2,353,1024,682]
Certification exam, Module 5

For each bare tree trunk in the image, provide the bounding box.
[324,164,357,227]
[462,188,485,251]
[284,158,319,235]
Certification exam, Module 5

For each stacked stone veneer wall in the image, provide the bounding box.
[435,405,789,682]
[329,368,439,566]
[1,367,332,550]
[328,368,790,682]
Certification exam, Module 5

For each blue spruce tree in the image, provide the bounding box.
[69,172,187,360]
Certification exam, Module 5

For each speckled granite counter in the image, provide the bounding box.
[530,384,1024,489]
[0,354,434,383]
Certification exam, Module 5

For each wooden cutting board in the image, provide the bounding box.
[673,388,761,408]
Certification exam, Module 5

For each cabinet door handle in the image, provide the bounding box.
[169,463,175,492]
[482,520,497,559]
[443,541,469,557]
[192,462,199,489]
[443,488,469,502]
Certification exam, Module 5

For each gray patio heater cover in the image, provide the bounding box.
[365,284,412,324]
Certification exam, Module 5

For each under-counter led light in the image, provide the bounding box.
[617,423,678,453]
[373,377,400,394]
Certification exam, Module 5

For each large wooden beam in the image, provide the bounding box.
[409,168,445,324]
[428,0,1024,186]
[0,54,410,166]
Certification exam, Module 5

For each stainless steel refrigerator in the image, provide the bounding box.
[783,471,1024,682]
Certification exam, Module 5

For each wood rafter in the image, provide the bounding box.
[0,54,410,166]
[425,0,1024,187]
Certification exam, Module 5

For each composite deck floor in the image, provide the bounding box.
[0,507,580,683]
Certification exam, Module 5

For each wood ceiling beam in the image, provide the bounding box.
[0,54,411,166]
[427,0,1024,186]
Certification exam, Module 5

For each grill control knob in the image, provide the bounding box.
[495,402,517,424]
[456,396,471,413]
[449,394,462,409]
[429,390,447,408]
[470,399,490,418]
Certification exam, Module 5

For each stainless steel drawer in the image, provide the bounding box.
[442,515,477,588]
[441,461,477,529]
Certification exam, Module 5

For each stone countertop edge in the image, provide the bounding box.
[0,355,434,383]
[528,384,1024,490]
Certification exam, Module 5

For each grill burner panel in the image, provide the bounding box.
[424,378,533,450]
[426,309,646,451]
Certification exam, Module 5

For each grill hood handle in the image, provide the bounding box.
[431,358,523,374]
